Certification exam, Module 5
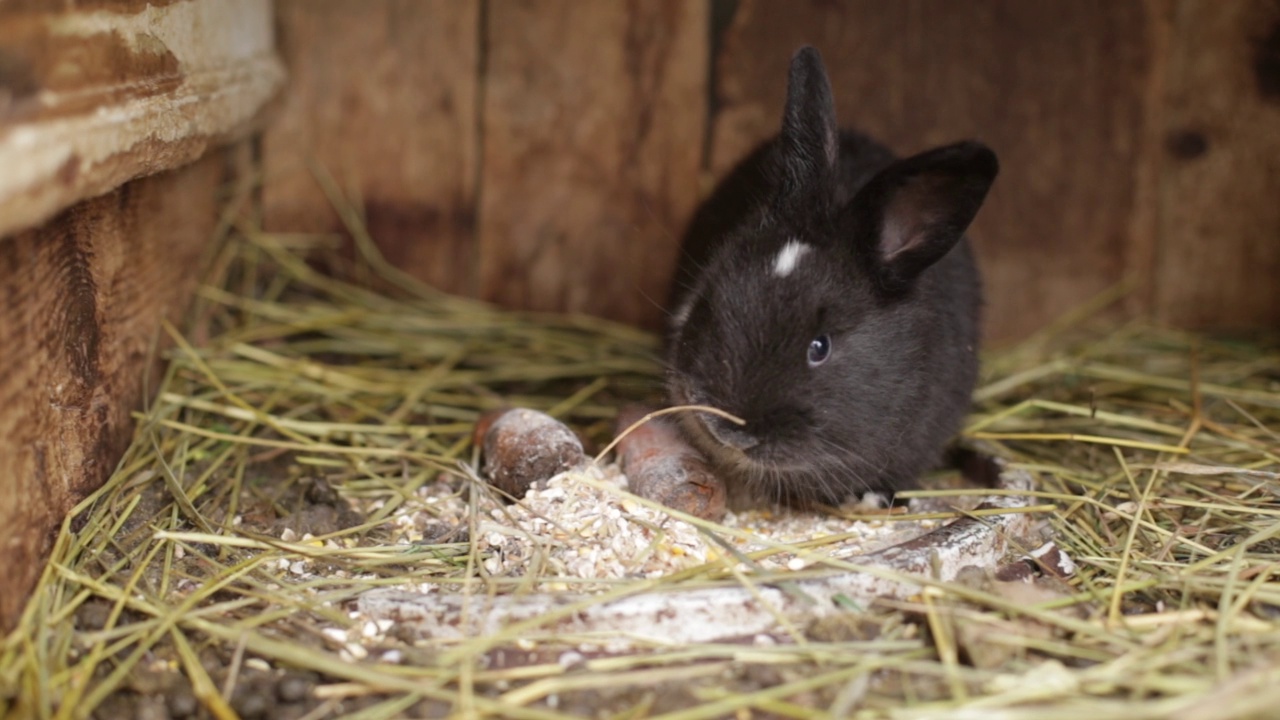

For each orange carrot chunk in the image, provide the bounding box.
[615,405,727,521]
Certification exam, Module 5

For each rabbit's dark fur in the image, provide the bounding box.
[665,46,998,507]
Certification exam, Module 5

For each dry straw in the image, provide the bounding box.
[1,182,1278,718]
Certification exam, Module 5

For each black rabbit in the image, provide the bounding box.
[665,46,998,507]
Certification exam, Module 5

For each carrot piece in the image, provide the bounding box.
[614,405,727,521]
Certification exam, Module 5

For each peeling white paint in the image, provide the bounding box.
[48,0,273,68]
[0,0,283,239]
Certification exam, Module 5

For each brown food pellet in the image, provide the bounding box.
[480,408,587,499]
[614,405,727,521]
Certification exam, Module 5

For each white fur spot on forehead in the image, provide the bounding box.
[772,240,811,278]
[671,297,693,330]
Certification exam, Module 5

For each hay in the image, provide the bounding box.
[2,202,1279,718]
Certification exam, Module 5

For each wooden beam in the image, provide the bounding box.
[0,0,281,239]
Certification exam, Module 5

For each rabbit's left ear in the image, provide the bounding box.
[776,46,838,206]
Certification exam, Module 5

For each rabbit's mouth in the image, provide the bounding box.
[677,409,745,456]
[668,384,862,506]
[672,405,801,478]
[669,377,750,440]
[669,379,835,493]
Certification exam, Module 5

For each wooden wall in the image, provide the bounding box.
[0,152,229,630]
[0,0,277,631]
[264,0,1280,342]
[1150,1,1280,331]
[263,0,707,327]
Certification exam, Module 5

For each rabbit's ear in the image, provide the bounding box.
[842,141,998,293]
[776,46,838,206]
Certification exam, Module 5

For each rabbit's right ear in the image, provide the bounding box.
[776,46,838,207]
[843,141,998,294]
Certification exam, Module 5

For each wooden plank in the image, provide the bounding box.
[0,152,227,631]
[477,0,709,329]
[711,0,1153,343]
[261,0,480,296]
[1152,0,1280,331]
[0,0,281,239]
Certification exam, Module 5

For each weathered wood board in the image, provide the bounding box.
[1151,0,1280,331]
[0,0,281,239]
[0,153,227,631]
[265,0,708,326]
[261,0,481,296]
[476,0,709,329]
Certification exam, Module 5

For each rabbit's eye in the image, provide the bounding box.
[807,334,832,367]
